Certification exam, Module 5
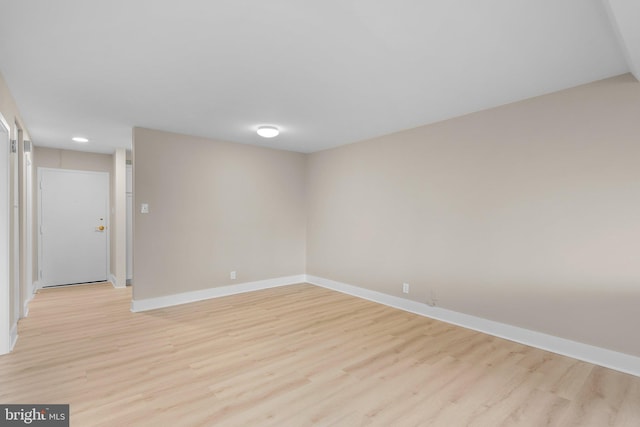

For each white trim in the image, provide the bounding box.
[22,289,35,318]
[9,322,18,352]
[23,151,33,316]
[305,275,640,378]
[0,113,11,355]
[109,273,125,289]
[10,123,19,334]
[131,274,306,312]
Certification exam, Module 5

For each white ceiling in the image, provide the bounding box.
[0,0,636,154]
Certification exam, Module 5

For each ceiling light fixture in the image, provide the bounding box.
[72,136,89,143]
[257,126,279,138]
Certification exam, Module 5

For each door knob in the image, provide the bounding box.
[98,225,105,231]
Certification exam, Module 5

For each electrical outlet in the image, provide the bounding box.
[402,283,410,294]
[230,271,236,280]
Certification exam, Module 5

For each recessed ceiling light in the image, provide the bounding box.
[72,136,89,143]
[257,126,279,138]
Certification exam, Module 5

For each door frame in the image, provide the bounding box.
[0,113,12,354]
[36,167,110,288]
[23,146,34,310]
[12,123,20,327]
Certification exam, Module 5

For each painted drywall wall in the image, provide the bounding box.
[111,148,126,288]
[33,147,112,172]
[0,71,32,350]
[306,74,640,357]
[132,128,306,300]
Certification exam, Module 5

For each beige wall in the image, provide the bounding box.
[5,68,639,360]
[1,71,31,339]
[34,147,112,172]
[306,74,640,357]
[132,128,306,300]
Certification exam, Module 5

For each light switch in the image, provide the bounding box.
[140,203,149,214]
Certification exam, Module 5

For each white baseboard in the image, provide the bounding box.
[23,300,29,318]
[109,273,118,288]
[23,284,37,318]
[131,274,306,312]
[9,322,18,352]
[305,275,640,378]
[108,274,126,289]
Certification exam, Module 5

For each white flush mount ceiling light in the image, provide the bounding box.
[257,125,279,138]
[72,136,89,143]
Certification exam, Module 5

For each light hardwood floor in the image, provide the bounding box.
[1,283,639,426]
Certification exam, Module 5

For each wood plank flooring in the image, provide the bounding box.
[1,283,638,426]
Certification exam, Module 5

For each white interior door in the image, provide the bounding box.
[38,168,109,287]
